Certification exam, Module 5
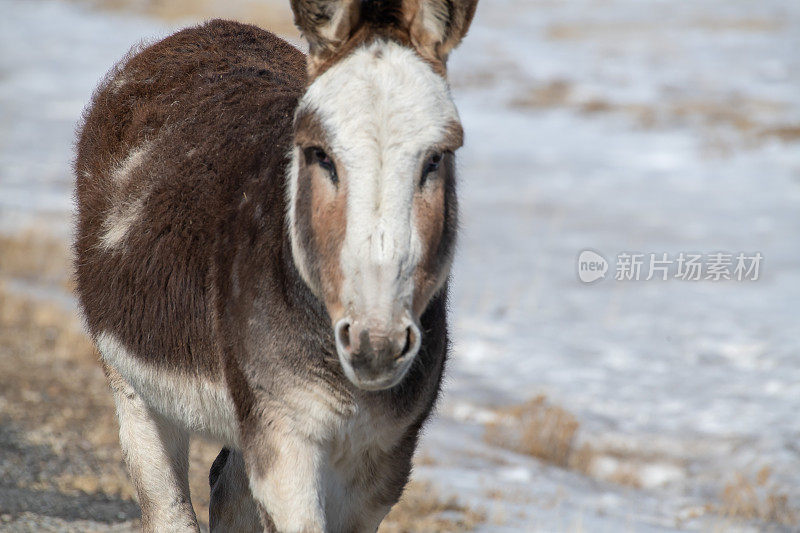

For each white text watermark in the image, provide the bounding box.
[577,250,762,283]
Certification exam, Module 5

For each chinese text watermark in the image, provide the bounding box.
[577,250,762,283]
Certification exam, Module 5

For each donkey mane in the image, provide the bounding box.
[359,0,405,27]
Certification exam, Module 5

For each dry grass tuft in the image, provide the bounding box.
[484,395,579,467]
[758,124,800,142]
[510,80,573,110]
[511,80,799,148]
[717,469,797,527]
[483,397,689,491]
[380,481,486,532]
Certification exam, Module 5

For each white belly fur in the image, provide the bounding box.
[96,331,239,446]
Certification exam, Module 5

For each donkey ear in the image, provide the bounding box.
[405,0,478,63]
[290,0,360,62]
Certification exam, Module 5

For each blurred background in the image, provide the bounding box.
[1,0,799,531]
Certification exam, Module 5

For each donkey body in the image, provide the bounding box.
[75,1,476,530]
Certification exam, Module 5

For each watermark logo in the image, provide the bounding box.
[577,250,609,283]
[577,251,762,283]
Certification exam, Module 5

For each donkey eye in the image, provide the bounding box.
[304,146,338,184]
[420,152,443,186]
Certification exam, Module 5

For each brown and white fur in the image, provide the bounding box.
[74,0,477,531]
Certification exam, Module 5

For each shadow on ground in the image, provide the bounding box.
[0,423,140,525]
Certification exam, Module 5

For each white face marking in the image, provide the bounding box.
[289,40,460,327]
[96,331,239,446]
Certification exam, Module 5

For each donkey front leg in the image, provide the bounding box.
[104,364,200,532]
[244,429,326,533]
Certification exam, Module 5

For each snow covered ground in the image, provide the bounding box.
[2,0,799,530]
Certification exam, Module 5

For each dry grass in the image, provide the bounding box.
[545,19,783,41]
[716,468,797,528]
[483,397,798,528]
[380,481,486,532]
[511,80,798,148]
[569,442,690,490]
[482,396,687,491]
[74,0,298,36]
[571,443,639,486]
[509,79,573,110]
[0,280,135,501]
[758,124,800,142]
[692,18,785,33]
[484,395,579,468]
[545,21,651,41]
[0,229,72,287]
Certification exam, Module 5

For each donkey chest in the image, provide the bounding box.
[320,407,407,526]
[327,406,401,471]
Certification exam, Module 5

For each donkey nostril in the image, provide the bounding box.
[341,324,351,349]
[399,325,417,358]
[335,320,352,354]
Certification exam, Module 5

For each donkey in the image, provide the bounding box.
[74,0,476,530]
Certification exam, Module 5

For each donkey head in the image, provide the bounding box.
[287,0,477,390]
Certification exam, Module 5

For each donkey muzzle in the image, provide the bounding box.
[334,318,421,391]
